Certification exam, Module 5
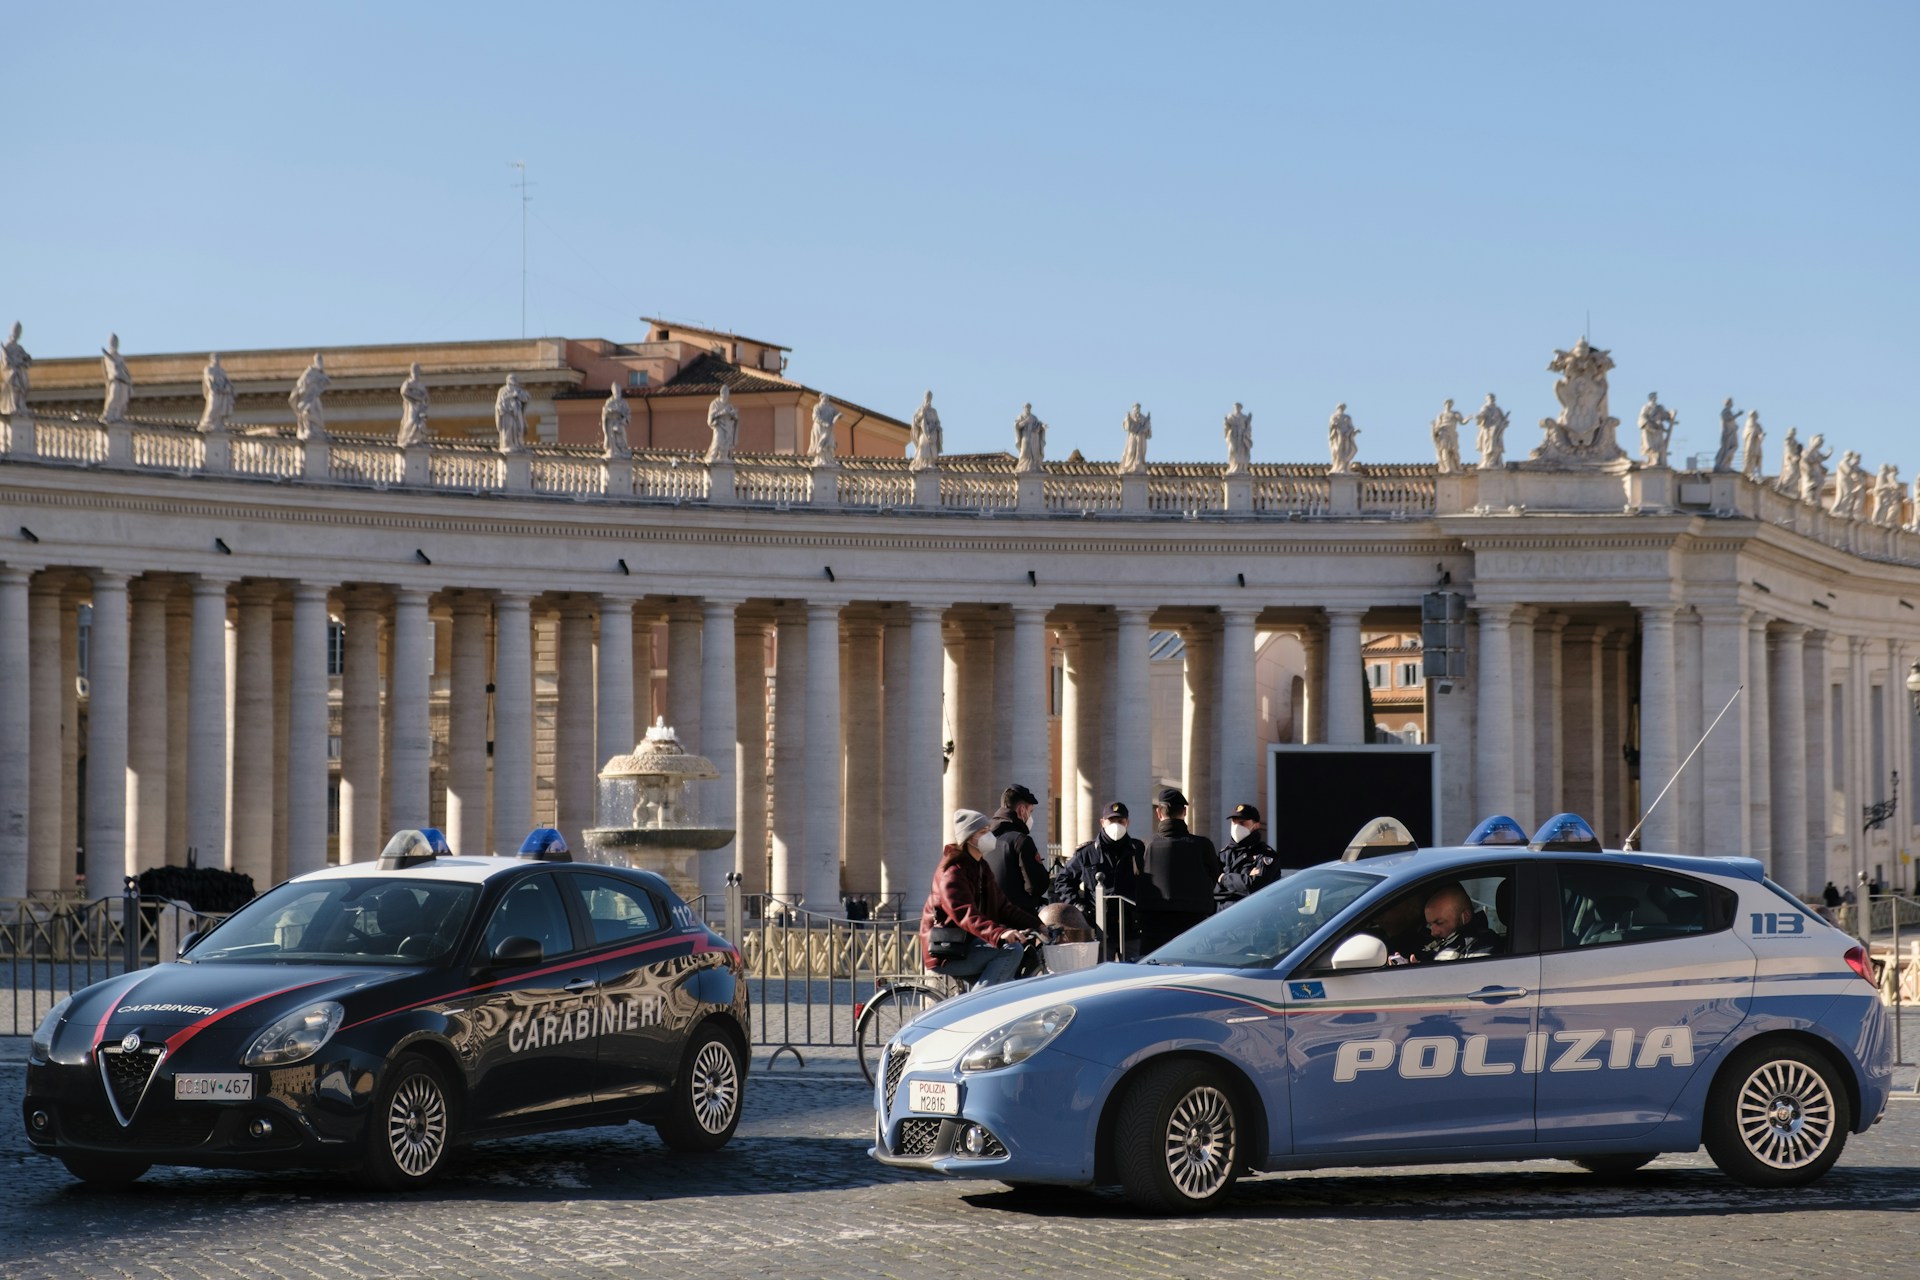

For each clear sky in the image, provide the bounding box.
[13,2,1917,472]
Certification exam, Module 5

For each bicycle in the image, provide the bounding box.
[854,934,1049,1086]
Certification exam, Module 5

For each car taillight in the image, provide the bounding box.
[1843,946,1876,986]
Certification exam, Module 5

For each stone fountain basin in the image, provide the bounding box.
[581,826,734,901]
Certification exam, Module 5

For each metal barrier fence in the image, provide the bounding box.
[1,884,222,1034]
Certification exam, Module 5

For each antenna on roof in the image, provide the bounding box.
[510,161,534,338]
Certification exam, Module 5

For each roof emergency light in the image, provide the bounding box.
[377,829,440,869]
[1463,814,1529,847]
[1529,812,1602,853]
[415,827,452,856]
[1340,816,1419,861]
[518,827,572,862]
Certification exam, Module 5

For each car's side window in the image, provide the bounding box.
[1552,862,1731,951]
[567,873,665,947]
[482,874,575,960]
[1340,863,1521,966]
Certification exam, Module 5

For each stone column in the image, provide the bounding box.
[1011,604,1052,849]
[126,577,171,873]
[667,602,702,749]
[229,584,276,890]
[1218,609,1260,823]
[1182,620,1218,831]
[1303,626,1328,744]
[387,588,433,830]
[1097,614,1120,805]
[1058,626,1083,854]
[165,588,190,867]
[1675,608,1706,853]
[445,594,492,857]
[1509,607,1536,826]
[1747,614,1774,876]
[186,577,230,873]
[1697,606,1752,858]
[0,566,29,896]
[1069,623,1106,838]
[804,601,843,913]
[1637,605,1679,852]
[491,593,534,854]
[1325,608,1366,745]
[555,596,597,850]
[1560,625,1606,825]
[991,615,1017,790]
[1770,624,1809,892]
[272,599,292,882]
[84,572,131,891]
[61,587,80,887]
[904,605,947,892]
[1474,604,1516,821]
[1801,632,1831,886]
[879,614,911,896]
[337,590,383,864]
[737,616,770,895]
[1604,629,1631,845]
[28,574,65,893]
[1533,612,1567,822]
[1112,608,1154,821]
[286,583,331,876]
[841,619,883,896]
[955,619,995,815]
[597,596,636,769]
[770,608,807,901]
[700,596,741,899]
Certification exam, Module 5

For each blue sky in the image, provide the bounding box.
[13,2,1917,472]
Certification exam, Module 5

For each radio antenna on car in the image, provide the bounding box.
[1622,685,1743,852]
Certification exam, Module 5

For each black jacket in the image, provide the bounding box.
[989,808,1049,914]
[1143,818,1221,917]
[1053,830,1144,914]
[1213,832,1278,909]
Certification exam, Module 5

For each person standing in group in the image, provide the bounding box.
[920,810,1045,989]
[989,784,1049,915]
[1140,787,1220,952]
[1053,801,1145,942]
[1213,803,1279,912]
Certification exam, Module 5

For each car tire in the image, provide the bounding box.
[363,1053,456,1191]
[1114,1059,1241,1214]
[58,1152,151,1187]
[1572,1153,1657,1176]
[655,1023,744,1153]
[1704,1040,1851,1188]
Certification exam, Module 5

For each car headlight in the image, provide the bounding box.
[959,1004,1075,1073]
[242,1001,344,1067]
[30,996,72,1061]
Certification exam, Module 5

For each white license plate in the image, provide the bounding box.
[174,1073,254,1101]
[909,1079,957,1115]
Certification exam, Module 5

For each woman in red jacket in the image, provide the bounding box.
[920,809,1045,988]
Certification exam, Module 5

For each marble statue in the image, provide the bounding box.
[1013,402,1046,474]
[1328,403,1359,474]
[1530,337,1625,465]
[602,382,631,458]
[1223,402,1253,475]
[495,373,530,452]
[1909,478,1920,534]
[1474,394,1507,469]
[100,333,131,423]
[1713,399,1739,473]
[809,394,841,467]
[398,362,430,447]
[0,321,30,417]
[290,354,330,442]
[1776,427,1803,494]
[199,354,233,432]
[1740,410,1765,481]
[1872,463,1903,528]
[1429,399,1465,474]
[909,390,942,472]
[1637,392,1675,468]
[705,384,739,464]
[1119,403,1151,475]
[1800,433,1831,505]
[1831,450,1866,519]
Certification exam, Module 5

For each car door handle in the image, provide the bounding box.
[563,977,597,993]
[1465,986,1528,1002]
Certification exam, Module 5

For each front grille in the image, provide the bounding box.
[895,1118,942,1156]
[100,1048,162,1121]
[883,1046,908,1113]
[62,1104,218,1149]
[977,1130,1007,1158]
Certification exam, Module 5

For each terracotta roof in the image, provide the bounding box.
[641,317,790,352]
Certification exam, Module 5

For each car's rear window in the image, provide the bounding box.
[1550,862,1735,951]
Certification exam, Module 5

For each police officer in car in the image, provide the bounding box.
[1141,787,1221,951]
[1419,882,1502,961]
[1213,803,1278,912]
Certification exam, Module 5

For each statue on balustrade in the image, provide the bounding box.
[1327,403,1358,474]
[1776,427,1803,494]
[910,390,942,472]
[1872,463,1903,528]
[100,333,130,424]
[1119,403,1151,474]
[291,353,330,442]
[809,393,841,467]
[1429,399,1464,473]
[1713,398,1739,472]
[1474,393,1507,469]
[1637,392,1674,468]
[1740,410,1765,481]
[1013,402,1046,474]
[705,384,738,464]
[398,362,430,447]
[1830,449,1866,519]
[200,354,233,432]
[1223,402,1253,475]
[495,373,530,451]
[0,321,30,418]
[602,382,631,458]
[1530,337,1625,465]
[1909,477,1920,533]
[1800,433,1831,505]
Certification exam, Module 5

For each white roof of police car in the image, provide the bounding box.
[288,855,667,889]
[1327,845,1768,885]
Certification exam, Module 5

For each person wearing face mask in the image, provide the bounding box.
[920,809,1047,988]
[1141,787,1222,952]
[988,783,1050,915]
[1213,803,1279,912]
[1051,801,1145,941]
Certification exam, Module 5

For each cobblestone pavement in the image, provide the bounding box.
[3,1041,1917,1280]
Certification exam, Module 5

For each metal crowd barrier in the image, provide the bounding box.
[1,882,222,1035]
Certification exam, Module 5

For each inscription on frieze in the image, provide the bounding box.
[1480,550,1670,579]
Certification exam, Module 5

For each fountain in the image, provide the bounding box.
[580,718,734,900]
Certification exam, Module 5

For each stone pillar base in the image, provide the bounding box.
[1,412,35,458]
[1629,466,1675,512]
[1708,472,1742,515]
[204,427,231,472]
[1222,474,1252,513]
[912,469,941,509]
[402,443,429,487]
[1017,473,1045,514]
[605,455,632,497]
[1121,472,1149,513]
[301,437,329,480]
[1329,472,1360,516]
[706,461,734,504]
[104,420,132,467]
[1434,472,1473,515]
[810,464,839,507]
[504,452,531,492]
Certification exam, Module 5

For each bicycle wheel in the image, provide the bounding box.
[857,983,945,1086]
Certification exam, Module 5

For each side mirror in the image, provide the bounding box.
[1328,933,1389,971]
[490,935,543,967]
[178,930,203,958]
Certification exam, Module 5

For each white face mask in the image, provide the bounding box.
[1229,822,1252,843]
[971,831,996,854]
[1102,821,1127,842]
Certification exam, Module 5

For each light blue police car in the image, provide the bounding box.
[869,814,1894,1213]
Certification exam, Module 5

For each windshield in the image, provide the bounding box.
[1146,867,1383,968]
[188,877,479,965]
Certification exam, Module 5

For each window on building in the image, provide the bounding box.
[1367,663,1389,689]
[327,620,345,676]
[1871,684,1886,800]
[327,734,341,762]
[1399,660,1422,687]
[77,603,92,681]
[1051,663,1064,718]
[327,780,339,838]
[627,370,649,388]
[1831,684,1846,789]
